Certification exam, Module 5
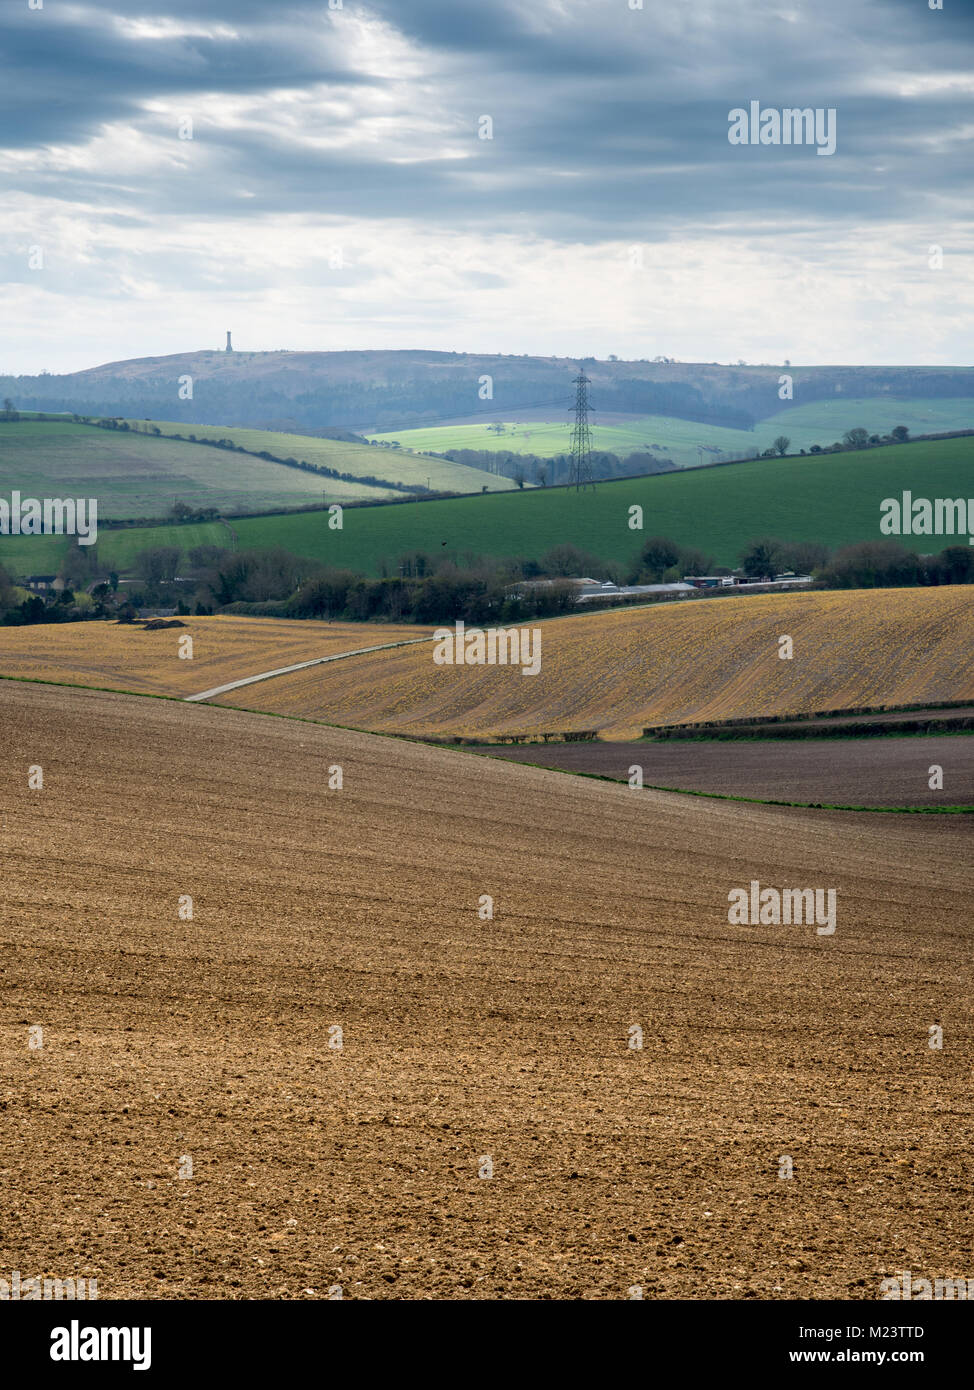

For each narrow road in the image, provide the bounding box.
[184,636,435,703]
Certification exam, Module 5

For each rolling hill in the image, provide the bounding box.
[0,614,434,696]
[370,414,753,469]
[6,348,974,434]
[2,433,969,579]
[371,397,974,471]
[757,397,974,450]
[117,418,516,495]
[207,587,974,740]
[0,416,512,529]
[222,434,974,575]
[5,677,971,1297]
[0,418,392,521]
[5,590,969,743]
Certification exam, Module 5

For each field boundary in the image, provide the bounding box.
[644,717,974,741]
[639,695,972,739]
[642,696,974,735]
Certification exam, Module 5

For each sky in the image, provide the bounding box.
[1,0,972,373]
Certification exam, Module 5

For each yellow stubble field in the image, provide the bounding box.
[212,587,974,739]
[0,614,435,698]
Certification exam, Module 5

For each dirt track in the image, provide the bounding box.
[1,681,972,1299]
[486,735,974,808]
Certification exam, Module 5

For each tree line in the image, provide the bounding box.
[3,524,972,630]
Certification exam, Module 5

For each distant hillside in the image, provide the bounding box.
[117,418,515,496]
[374,396,974,471]
[0,418,392,521]
[217,434,974,575]
[4,350,973,435]
[0,416,513,527]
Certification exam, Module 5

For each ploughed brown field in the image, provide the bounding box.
[486,735,974,809]
[2,680,972,1300]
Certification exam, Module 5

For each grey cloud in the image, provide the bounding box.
[0,0,971,240]
[0,3,364,149]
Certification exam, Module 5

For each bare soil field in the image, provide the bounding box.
[486,735,974,809]
[1,682,972,1300]
[0,615,433,698]
[212,588,974,740]
[646,705,974,740]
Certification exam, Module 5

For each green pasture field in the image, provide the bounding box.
[370,397,974,471]
[3,433,962,580]
[125,419,515,495]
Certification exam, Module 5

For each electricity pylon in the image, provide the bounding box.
[569,371,594,491]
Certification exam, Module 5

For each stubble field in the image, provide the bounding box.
[209,588,974,740]
[0,615,434,698]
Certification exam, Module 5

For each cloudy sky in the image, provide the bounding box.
[2,0,972,373]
